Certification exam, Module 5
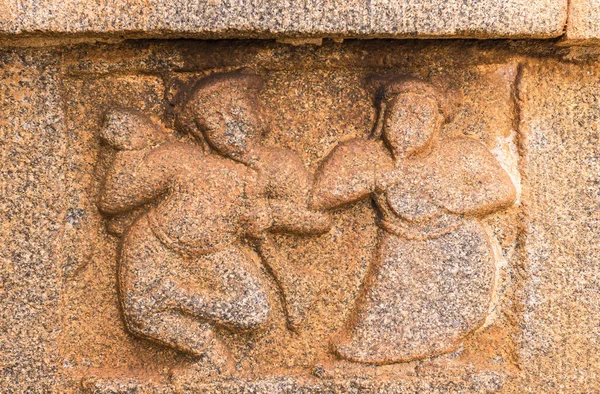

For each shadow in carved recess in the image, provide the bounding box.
[96,70,331,385]
[311,76,516,374]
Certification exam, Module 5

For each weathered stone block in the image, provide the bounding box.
[0,0,568,39]
[565,0,600,44]
[0,49,65,393]
[0,7,599,393]
[518,59,600,391]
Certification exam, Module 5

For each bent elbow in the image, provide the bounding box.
[308,191,330,211]
[501,182,518,209]
[492,180,518,212]
[97,193,124,215]
[97,180,135,215]
[313,211,333,233]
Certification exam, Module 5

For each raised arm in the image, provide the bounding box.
[97,109,180,215]
[248,146,331,235]
[427,137,516,216]
[98,144,176,215]
[310,138,393,211]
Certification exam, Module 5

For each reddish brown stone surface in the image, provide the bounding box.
[0,40,598,393]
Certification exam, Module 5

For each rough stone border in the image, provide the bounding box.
[0,0,570,41]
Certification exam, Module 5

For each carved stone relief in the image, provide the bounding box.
[311,76,516,366]
[91,65,517,390]
[3,6,600,389]
[97,71,332,382]
[20,40,527,394]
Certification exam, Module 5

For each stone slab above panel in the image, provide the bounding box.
[0,0,568,39]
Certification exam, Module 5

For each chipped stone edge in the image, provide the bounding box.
[0,1,579,46]
[2,2,600,47]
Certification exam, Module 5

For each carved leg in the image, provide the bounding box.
[128,309,220,357]
[177,243,272,332]
[118,217,236,385]
[118,216,227,358]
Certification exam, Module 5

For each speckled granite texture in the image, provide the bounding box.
[1,39,599,393]
[0,0,568,39]
[0,49,66,393]
[565,0,600,44]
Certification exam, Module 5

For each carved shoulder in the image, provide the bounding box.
[98,142,201,215]
[427,137,517,216]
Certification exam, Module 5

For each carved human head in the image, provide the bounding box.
[372,76,451,160]
[101,109,166,151]
[175,70,264,160]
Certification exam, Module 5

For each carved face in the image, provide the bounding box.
[194,89,263,160]
[383,92,443,160]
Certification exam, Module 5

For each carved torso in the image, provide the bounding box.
[147,145,253,255]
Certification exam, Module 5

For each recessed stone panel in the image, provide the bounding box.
[1,40,599,393]
[52,42,521,393]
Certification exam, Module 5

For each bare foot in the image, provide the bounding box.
[170,340,236,392]
[312,359,416,379]
[413,349,489,378]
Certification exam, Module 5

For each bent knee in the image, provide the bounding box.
[121,306,152,338]
[230,287,271,330]
[119,292,161,337]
